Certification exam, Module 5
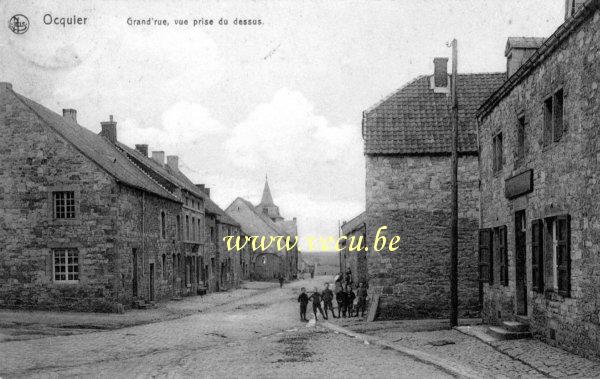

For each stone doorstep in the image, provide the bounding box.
[487,326,533,340]
[322,321,484,379]
[502,320,530,333]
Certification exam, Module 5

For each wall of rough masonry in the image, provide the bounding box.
[114,185,184,306]
[0,87,122,312]
[365,154,480,319]
[479,8,600,359]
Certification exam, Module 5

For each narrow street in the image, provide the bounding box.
[0,277,450,378]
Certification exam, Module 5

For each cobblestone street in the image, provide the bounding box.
[2,276,600,378]
[0,277,449,378]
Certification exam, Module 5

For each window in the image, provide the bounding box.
[53,249,79,282]
[547,215,571,296]
[186,215,190,241]
[210,226,215,242]
[531,219,544,292]
[263,208,268,215]
[543,89,565,146]
[492,133,503,173]
[162,254,166,279]
[516,114,526,162]
[160,211,166,239]
[53,191,76,219]
[192,217,196,242]
[176,215,181,241]
[197,219,201,242]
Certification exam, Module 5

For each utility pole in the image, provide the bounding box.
[450,39,459,327]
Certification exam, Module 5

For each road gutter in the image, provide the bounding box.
[322,321,484,379]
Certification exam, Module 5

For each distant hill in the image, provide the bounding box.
[300,251,340,275]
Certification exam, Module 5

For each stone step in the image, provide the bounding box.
[502,320,529,333]
[487,326,532,340]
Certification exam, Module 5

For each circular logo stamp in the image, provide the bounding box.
[8,14,29,34]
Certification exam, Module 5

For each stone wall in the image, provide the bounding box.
[365,154,480,319]
[0,87,122,312]
[479,7,600,359]
[114,185,184,305]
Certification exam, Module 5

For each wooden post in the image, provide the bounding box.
[450,39,459,327]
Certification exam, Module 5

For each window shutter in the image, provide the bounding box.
[499,226,508,286]
[557,215,571,296]
[478,229,492,282]
[531,219,544,292]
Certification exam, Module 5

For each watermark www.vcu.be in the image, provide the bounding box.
[223,226,400,253]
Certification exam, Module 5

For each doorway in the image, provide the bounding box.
[132,249,138,298]
[515,210,527,315]
[149,263,155,301]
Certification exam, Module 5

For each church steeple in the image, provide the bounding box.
[256,175,283,222]
[260,175,275,206]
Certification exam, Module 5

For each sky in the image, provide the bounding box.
[1,0,564,250]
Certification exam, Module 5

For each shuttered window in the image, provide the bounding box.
[531,219,544,292]
[478,229,492,283]
[498,226,508,286]
[556,215,571,297]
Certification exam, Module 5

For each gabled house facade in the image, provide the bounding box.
[363,61,504,319]
[0,83,243,312]
[226,179,298,281]
[477,0,600,358]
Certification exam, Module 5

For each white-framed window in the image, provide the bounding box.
[53,191,76,219]
[53,248,79,282]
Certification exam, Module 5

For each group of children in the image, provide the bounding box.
[297,281,368,322]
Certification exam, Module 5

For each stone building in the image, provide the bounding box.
[340,212,368,286]
[0,83,242,312]
[363,60,505,319]
[477,0,600,358]
[226,178,298,280]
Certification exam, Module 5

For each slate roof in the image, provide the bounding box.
[225,198,284,239]
[12,91,179,202]
[117,142,239,226]
[505,37,546,55]
[363,73,505,155]
[341,211,366,235]
[479,0,600,118]
[259,179,275,206]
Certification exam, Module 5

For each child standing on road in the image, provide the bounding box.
[297,287,309,322]
[355,282,368,318]
[346,285,356,317]
[336,286,348,317]
[321,283,335,319]
[308,287,328,321]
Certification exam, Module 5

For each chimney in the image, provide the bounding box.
[100,115,117,143]
[565,0,586,19]
[151,151,165,165]
[166,155,179,171]
[0,82,12,92]
[204,187,210,197]
[195,184,205,192]
[135,144,148,157]
[62,109,77,123]
[433,57,449,87]
[505,37,545,78]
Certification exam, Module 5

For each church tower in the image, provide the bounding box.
[255,176,283,222]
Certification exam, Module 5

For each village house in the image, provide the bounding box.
[339,212,368,286]
[362,59,505,319]
[225,178,298,281]
[0,83,243,312]
[477,0,600,359]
